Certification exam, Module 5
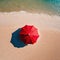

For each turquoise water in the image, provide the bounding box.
[0,0,60,15]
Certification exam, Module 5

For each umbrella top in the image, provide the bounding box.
[20,25,39,44]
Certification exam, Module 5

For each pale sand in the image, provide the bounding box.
[0,11,60,60]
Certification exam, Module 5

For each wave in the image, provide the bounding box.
[0,0,60,15]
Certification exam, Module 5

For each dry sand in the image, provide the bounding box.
[0,11,60,60]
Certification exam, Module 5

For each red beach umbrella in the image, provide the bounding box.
[19,25,39,44]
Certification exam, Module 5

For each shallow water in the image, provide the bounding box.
[0,0,60,15]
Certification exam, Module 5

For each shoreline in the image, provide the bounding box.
[0,11,60,31]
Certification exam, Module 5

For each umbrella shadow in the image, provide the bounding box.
[10,28,27,48]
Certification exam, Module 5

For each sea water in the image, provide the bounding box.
[0,0,60,15]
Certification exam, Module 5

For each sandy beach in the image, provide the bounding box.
[0,11,60,60]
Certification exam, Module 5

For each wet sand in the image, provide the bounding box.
[0,11,60,60]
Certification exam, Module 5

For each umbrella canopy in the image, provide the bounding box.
[19,25,39,44]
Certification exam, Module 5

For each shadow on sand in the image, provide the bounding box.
[10,28,27,48]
